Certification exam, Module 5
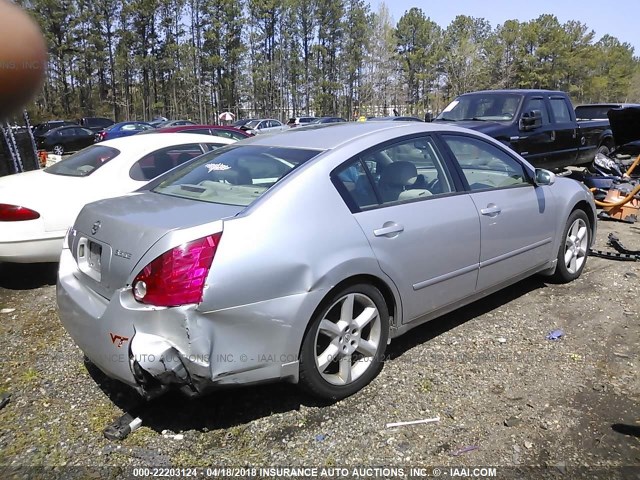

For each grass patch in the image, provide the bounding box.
[21,367,38,383]
[87,401,121,433]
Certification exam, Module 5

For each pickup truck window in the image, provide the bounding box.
[523,98,550,125]
[443,135,528,191]
[550,98,572,123]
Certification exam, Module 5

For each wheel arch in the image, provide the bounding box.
[299,273,400,354]
[571,200,596,246]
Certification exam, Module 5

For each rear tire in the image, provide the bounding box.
[552,210,590,283]
[299,284,389,400]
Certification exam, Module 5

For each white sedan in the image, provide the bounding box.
[0,133,236,263]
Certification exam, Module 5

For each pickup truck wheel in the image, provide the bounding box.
[552,210,590,283]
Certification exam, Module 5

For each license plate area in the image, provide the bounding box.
[77,237,102,282]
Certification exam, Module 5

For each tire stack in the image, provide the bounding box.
[0,124,39,177]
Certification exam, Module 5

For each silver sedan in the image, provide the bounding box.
[57,122,596,400]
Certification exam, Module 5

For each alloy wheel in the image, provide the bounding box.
[313,292,382,386]
[564,218,588,274]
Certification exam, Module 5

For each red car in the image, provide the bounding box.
[139,124,252,140]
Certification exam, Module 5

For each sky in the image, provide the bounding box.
[368,0,640,55]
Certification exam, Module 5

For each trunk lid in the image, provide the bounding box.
[70,191,243,299]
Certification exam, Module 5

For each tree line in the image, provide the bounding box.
[16,0,640,123]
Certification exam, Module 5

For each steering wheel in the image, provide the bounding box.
[426,178,441,193]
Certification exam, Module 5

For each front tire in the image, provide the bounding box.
[52,144,64,156]
[552,210,590,283]
[299,284,389,400]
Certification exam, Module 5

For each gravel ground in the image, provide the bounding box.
[0,219,638,479]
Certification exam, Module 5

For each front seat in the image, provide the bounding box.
[377,161,418,202]
[213,166,252,185]
[152,152,175,178]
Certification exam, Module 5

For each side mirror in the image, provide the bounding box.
[519,110,543,131]
[534,168,556,186]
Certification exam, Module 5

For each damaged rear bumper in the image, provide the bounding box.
[56,247,323,398]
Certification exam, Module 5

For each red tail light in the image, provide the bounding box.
[132,233,222,307]
[0,203,40,221]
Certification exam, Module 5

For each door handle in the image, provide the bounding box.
[480,204,501,216]
[374,222,404,237]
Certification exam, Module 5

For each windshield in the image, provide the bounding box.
[436,93,522,122]
[244,120,260,129]
[153,145,323,206]
[44,145,120,177]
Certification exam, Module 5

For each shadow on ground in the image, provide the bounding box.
[86,275,548,434]
[0,262,58,290]
[386,275,547,359]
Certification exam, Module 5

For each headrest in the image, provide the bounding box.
[380,161,417,187]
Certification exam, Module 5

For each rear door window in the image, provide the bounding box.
[333,136,454,211]
[129,144,206,181]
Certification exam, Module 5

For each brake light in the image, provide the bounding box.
[0,203,40,221]
[132,233,222,307]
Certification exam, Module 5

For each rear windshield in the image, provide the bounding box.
[153,145,323,206]
[44,145,120,177]
[575,105,616,120]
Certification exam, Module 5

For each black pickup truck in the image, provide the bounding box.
[433,89,613,170]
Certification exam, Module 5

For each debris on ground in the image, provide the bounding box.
[103,413,142,441]
[504,416,521,427]
[0,392,10,410]
[546,329,564,340]
[450,445,479,456]
[385,417,440,428]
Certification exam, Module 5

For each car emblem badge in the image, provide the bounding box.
[91,221,101,235]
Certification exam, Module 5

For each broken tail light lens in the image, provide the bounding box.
[132,233,222,307]
[0,203,40,221]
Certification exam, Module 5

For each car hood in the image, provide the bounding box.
[608,107,640,147]
[70,191,244,299]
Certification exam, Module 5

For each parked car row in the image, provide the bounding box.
[33,115,367,156]
[32,118,250,155]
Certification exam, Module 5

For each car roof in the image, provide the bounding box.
[155,125,246,133]
[99,132,235,150]
[460,89,566,96]
[46,125,76,133]
[576,103,640,108]
[241,121,474,150]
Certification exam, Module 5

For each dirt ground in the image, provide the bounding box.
[0,217,638,479]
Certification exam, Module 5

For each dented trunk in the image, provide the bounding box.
[69,191,243,300]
